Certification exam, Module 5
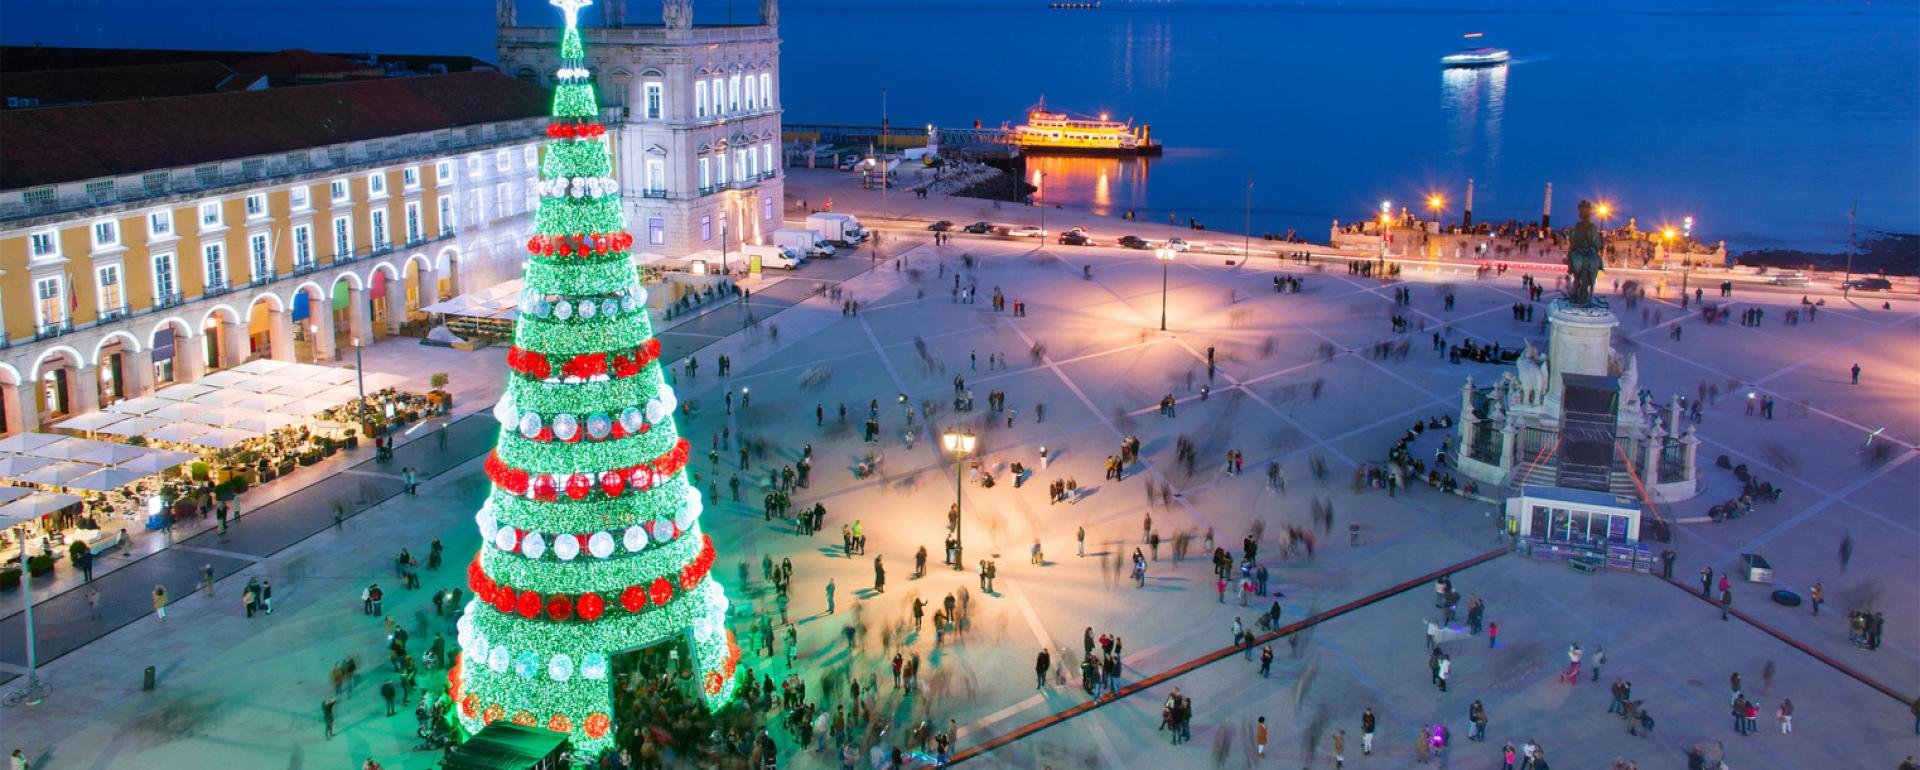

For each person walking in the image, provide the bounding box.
[85,587,101,620]
[1591,644,1606,682]
[1361,707,1376,754]
[323,696,337,739]
[1034,648,1051,689]
[873,556,886,593]
[825,578,835,614]
[1254,716,1268,758]
[1721,585,1734,621]
[152,585,168,622]
[1778,697,1793,734]
[1260,645,1273,678]
[261,579,273,614]
[1077,526,1086,557]
[1810,582,1823,616]
[380,680,398,716]
[1332,729,1346,768]
[1851,363,1860,385]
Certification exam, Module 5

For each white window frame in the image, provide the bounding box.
[495,150,510,172]
[649,216,665,245]
[248,231,272,281]
[645,158,666,195]
[712,77,725,114]
[699,157,710,191]
[700,215,712,242]
[495,183,510,218]
[436,161,453,183]
[244,193,268,219]
[199,201,224,230]
[403,166,421,190]
[438,194,455,235]
[330,178,350,202]
[367,172,388,198]
[523,146,537,169]
[644,81,663,120]
[715,153,729,185]
[370,209,388,249]
[152,252,177,302]
[404,200,422,243]
[760,73,772,108]
[762,143,774,177]
[695,80,709,118]
[202,242,227,290]
[332,216,353,259]
[763,195,774,221]
[96,263,125,315]
[289,185,311,211]
[29,229,61,259]
[292,223,314,267]
[467,155,483,178]
[34,276,66,328]
[92,218,122,249]
[744,74,757,110]
[148,210,175,240]
[729,74,740,112]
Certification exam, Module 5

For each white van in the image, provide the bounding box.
[773,227,836,258]
[742,243,803,270]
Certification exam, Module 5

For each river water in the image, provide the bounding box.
[780,3,1920,251]
[5,1,1913,250]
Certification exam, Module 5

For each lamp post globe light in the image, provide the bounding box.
[1156,246,1174,331]
[943,429,976,568]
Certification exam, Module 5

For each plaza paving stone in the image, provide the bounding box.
[1,175,1914,769]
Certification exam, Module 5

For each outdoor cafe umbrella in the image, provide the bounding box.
[23,437,120,461]
[144,423,211,445]
[234,358,291,375]
[105,396,169,415]
[68,443,152,466]
[112,450,197,475]
[0,486,34,506]
[0,492,83,525]
[93,416,170,438]
[0,455,56,478]
[17,461,103,487]
[0,433,64,454]
[65,466,151,493]
[54,410,129,433]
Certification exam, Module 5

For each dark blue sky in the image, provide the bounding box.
[1,0,1902,64]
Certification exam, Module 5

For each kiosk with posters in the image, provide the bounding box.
[1505,485,1654,573]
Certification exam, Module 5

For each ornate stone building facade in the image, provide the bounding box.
[497,0,785,262]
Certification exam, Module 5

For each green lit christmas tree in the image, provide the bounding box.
[452,0,739,751]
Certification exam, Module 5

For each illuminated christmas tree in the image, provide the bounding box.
[451,0,739,751]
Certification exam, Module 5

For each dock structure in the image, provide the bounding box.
[784,123,1017,150]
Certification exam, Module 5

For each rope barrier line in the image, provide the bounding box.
[950,546,1511,764]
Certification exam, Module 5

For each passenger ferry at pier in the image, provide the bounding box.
[1010,101,1162,157]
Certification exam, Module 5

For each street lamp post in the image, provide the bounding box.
[308,323,320,365]
[1157,246,1174,331]
[1035,171,1047,240]
[942,429,976,569]
[351,336,366,407]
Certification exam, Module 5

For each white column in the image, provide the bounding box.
[71,365,102,414]
[178,335,208,382]
[3,382,39,435]
[383,293,403,337]
[307,304,338,362]
[417,265,441,312]
[268,308,295,361]
[347,286,374,346]
[219,321,247,370]
[122,353,156,399]
[1643,424,1665,488]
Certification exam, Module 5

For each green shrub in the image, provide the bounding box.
[0,568,19,590]
[26,554,55,576]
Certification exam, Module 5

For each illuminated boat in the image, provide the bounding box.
[1441,47,1510,68]
[1010,100,1161,157]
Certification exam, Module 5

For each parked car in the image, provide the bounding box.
[1767,271,1811,286]
[927,220,954,231]
[1058,231,1092,246]
[1843,277,1892,291]
[1117,235,1150,250]
[1005,225,1048,238]
[1163,238,1191,252]
[963,221,996,234]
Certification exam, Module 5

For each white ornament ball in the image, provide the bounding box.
[675,507,694,533]
[518,412,542,439]
[493,527,519,553]
[492,396,515,425]
[587,412,612,440]
[475,508,496,541]
[601,298,619,317]
[579,299,597,319]
[581,653,609,680]
[487,646,510,673]
[645,398,668,424]
[554,300,573,320]
[552,413,579,441]
[619,407,644,434]
[588,531,616,559]
[520,532,547,560]
[623,525,649,553]
[553,533,580,561]
[548,654,574,682]
[515,651,541,679]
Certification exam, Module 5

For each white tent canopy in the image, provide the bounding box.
[67,443,152,466]
[93,416,170,438]
[0,433,64,453]
[153,382,218,401]
[56,411,130,432]
[0,492,83,525]
[0,455,56,477]
[113,450,197,475]
[65,466,152,493]
[17,461,103,486]
[24,437,122,461]
[145,423,212,445]
[105,396,170,415]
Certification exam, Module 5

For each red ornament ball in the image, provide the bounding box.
[564,473,591,500]
[599,470,626,497]
[548,713,573,734]
[620,585,647,613]
[584,712,612,739]
[483,704,505,724]
[577,592,605,621]
[531,474,558,502]
[462,693,479,718]
[492,586,517,614]
[512,711,536,726]
[546,593,573,620]
[704,671,724,696]
[649,577,673,606]
[516,589,543,618]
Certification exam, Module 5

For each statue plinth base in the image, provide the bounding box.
[1548,299,1617,393]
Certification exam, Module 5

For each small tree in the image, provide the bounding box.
[430,372,451,390]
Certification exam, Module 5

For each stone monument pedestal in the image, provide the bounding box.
[1547,299,1619,398]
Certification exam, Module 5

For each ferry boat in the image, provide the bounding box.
[1009,100,1161,157]
[1440,47,1510,68]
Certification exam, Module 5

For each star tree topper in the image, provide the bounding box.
[552,0,593,31]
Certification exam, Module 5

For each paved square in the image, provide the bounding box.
[3,179,1915,769]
